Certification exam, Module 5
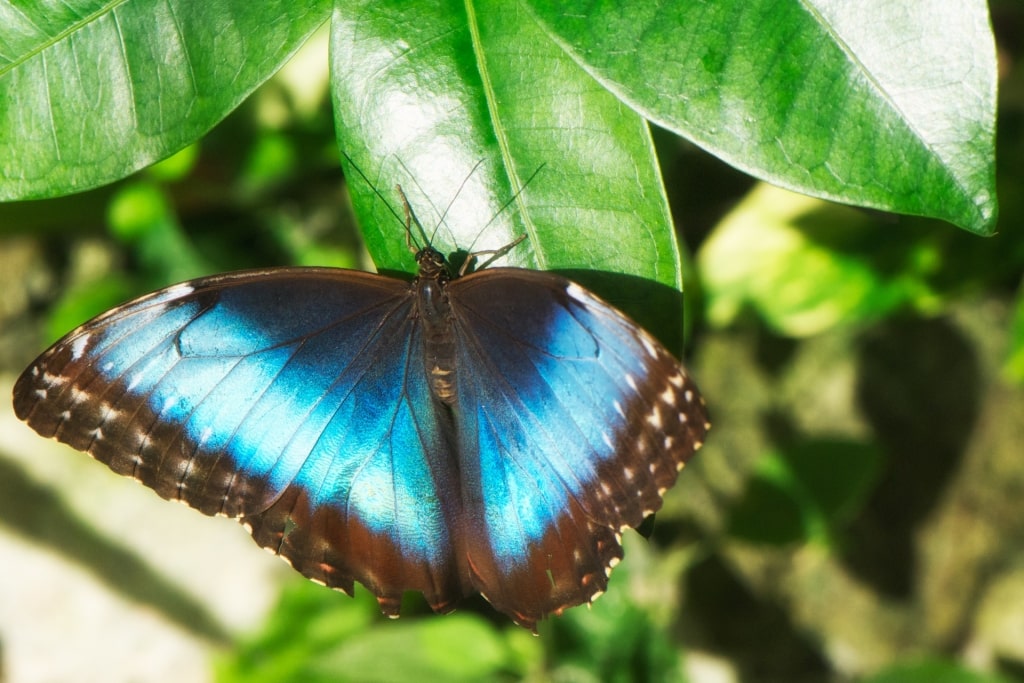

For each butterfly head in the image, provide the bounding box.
[414,246,452,284]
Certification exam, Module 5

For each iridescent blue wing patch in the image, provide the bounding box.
[447,268,708,628]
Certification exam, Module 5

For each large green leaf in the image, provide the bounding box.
[329,1,680,308]
[525,0,998,234]
[0,0,331,200]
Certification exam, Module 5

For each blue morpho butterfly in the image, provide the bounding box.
[13,179,709,631]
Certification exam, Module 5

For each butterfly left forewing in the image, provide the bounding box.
[447,268,709,629]
[14,269,467,615]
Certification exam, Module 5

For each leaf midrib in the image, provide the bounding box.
[464,0,546,269]
[0,0,130,79]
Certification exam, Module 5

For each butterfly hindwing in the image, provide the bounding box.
[13,269,464,613]
[447,268,709,628]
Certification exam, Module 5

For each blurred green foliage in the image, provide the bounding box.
[727,439,881,548]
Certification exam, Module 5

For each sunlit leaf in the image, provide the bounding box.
[0,0,331,199]
[330,0,682,345]
[526,0,998,234]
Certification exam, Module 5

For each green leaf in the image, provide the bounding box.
[217,581,531,683]
[318,617,515,682]
[329,0,682,344]
[525,0,998,234]
[699,183,941,337]
[0,0,331,200]
[215,581,379,683]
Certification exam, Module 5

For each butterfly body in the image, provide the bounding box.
[14,245,708,630]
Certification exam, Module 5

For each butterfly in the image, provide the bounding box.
[12,191,709,631]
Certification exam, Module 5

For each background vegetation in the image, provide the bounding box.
[0,1,1020,682]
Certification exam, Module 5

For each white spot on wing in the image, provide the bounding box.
[99,402,118,420]
[70,334,91,360]
[164,282,195,298]
[640,335,658,359]
[42,372,66,387]
[646,406,662,429]
[565,282,591,304]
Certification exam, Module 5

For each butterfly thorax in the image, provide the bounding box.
[414,247,457,405]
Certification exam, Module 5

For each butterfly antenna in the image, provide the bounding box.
[396,184,429,253]
[433,158,488,245]
[459,163,546,275]
[488,162,545,234]
[462,234,528,275]
[395,158,447,246]
[339,148,408,233]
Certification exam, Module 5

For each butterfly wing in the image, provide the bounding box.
[13,269,465,614]
[447,269,709,629]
